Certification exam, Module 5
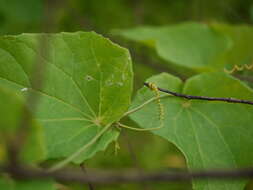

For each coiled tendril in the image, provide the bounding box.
[116,82,165,132]
[224,63,253,74]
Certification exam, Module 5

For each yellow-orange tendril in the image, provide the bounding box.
[147,82,164,124]
[115,82,165,132]
[224,63,253,74]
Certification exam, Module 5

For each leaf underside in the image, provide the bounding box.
[130,72,253,190]
[0,32,133,163]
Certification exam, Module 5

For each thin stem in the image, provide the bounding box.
[80,163,95,190]
[48,124,112,172]
[123,94,171,117]
[117,122,163,132]
[143,83,253,106]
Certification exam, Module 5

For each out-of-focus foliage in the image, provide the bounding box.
[1,1,253,190]
[211,23,253,67]
[0,86,45,163]
[0,177,55,190]
[115,23,232,72]
[115,22,253,78]
[1,0,253,35]
[0,0,43,34]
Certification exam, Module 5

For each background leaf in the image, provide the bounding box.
[129,72,253,190]
[211,23,253,69]
[114,22,232,72]
[0,32,133,163]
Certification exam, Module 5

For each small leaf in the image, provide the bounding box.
[0,86,45,163]
[115,22,231,72]
[130,72,253,190]
[0,32,133,163]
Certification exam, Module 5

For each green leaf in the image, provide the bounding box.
[0,86,45,163]
[0,32,133,163]
[129,72,253,190]
[211,23,253,69]
[0,177,55,190]
[115,22,231,72]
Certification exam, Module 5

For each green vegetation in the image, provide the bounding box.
[0,1,253,190]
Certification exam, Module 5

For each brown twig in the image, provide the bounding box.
[80,163,95,190]
[122,131,151,190]
[2,165,253,184]
[144,83,253,106]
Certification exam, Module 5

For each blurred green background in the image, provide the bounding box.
[1,0,253,189]
[1,0,253,34]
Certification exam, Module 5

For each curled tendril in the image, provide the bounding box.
[146,82,164,124]
[116,82,165,132]
[224,63,253,74]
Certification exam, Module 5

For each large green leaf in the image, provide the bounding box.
[115,22,231,72]
[129,72,253,190]
[0,32,133,163]
[0,86,45,163]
